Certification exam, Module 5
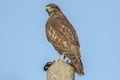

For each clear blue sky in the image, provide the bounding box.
[0,0,120,80]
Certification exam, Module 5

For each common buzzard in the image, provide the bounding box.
[45,3,84,76]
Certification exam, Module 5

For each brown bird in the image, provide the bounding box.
[45,3,84,76]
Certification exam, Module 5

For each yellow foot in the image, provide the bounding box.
[58,54,61,60]
[57,54,64,62]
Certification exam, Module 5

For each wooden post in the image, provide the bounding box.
[47,59,75,80]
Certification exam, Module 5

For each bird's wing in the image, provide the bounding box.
[56,17,80,47]
[46,17,80,55]
[46,18,69,53]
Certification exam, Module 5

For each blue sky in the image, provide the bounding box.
[0,0,120,80]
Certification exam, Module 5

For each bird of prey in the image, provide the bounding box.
[45,3,84,76]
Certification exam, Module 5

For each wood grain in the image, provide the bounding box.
[47,59,74,80]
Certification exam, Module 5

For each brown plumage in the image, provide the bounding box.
[45,3,84,76]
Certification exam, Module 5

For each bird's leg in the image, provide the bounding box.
[58,53,61,60]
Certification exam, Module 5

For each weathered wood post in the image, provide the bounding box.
[47,59,75,80]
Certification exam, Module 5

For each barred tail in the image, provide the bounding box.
[71,58,84,76]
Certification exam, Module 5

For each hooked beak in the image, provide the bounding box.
[46,6,51,11]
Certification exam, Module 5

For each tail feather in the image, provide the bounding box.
[71,58,84,76]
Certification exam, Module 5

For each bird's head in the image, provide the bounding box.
[46,3,61,15]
